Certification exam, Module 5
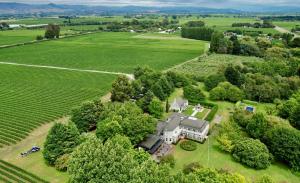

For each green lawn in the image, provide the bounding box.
[172,132,300,183]
[195,108,210,120]
[0,64,115,147]
[183,106,194,116]
[0,32,205,73]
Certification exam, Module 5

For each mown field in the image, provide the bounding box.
[274,21,300,31]
[0,159,48,183]
[0,32,205,73]
[171,54,263,78]
[0,64,115,147]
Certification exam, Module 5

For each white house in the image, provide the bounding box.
[170,98,188,112]
[163,113,209,144]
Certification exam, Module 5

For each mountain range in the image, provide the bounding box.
[0,2,299,16]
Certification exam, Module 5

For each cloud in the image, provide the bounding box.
[0,0,299,8]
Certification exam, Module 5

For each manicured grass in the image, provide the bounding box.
[172,54,263,78]
[0,64,115,147]
[172,131,300,183]
[183,106,194,116]
[0,32,205,73]
[195,108,210,120]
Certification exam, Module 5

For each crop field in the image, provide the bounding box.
[0,64,115,147]
[171,54,263,78]
[0,159,48,183]
[0,32,206,73]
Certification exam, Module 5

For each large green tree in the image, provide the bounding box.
[263,127,300,171]
[71,99,104,133]
[183,85,206,104]
[232,138,272,169]
[148,98,164,118]
[111,75,133,102]
[43,122,80,166]
[246,113,269,139]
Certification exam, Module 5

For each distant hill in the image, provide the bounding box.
[0,2,299,16]
[0,2,242,15]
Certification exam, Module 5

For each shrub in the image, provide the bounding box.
[36,35,44,40]
[180,140,197,151]
[183,162,203,174]
[160,154,176,168]
[204,74,226,91]
[55,154,70,172]
[210,82,244,102]
[232,138,272,169]
[181,27,214,41]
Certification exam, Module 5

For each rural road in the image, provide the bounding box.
[0,61,134,80]
[274,26,299,38]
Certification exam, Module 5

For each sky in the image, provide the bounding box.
[0,0,300,8]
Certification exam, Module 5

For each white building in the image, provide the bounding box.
[170,98,188,113]
[163,113,209,144]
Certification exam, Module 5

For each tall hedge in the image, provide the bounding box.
[181,27,214,41]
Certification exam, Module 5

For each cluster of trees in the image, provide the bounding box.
[205,63,300,103]
[0,22,9,30]
[67,134,256,183]
[232,20,275,28]
[220,110,300,172]
[210,82,244,102]
[110,67,191,118]
[44,24,60,39]
[278,90,300,129]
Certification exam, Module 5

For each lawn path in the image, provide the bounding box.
[274,26,299,37]
[164,42,210,72]
[0,61,134,80]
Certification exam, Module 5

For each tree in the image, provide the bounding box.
[263,127,300,171]
[68,135,136,183]
[148,98,164,118]
[291,37,300,47]
[184,21,205,27]
[210,31,225,53]
[45,24,60,39]
[224,65,243,87]
[183,85,206,104]
[210,82,244,102]
[43,123,80,166]
[152,82,167,101]
[230,35,241,55]
[246,113,268,139]
[111,75,133,102]
[166,100,170,113]
[281,33,294,45]
[232,138,272,169]
[71,99,104,133]
[137,91,154,112]
[204,74,226,91]
[96,119,123,141]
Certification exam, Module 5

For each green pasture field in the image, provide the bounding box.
[172,54,263,78]
[0,29,77,46]
[0,64,115,147]
[0,32,206,73]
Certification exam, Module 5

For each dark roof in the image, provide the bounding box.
[181,117,209,132]
[164,113,185,131]
[138,135,161,149]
